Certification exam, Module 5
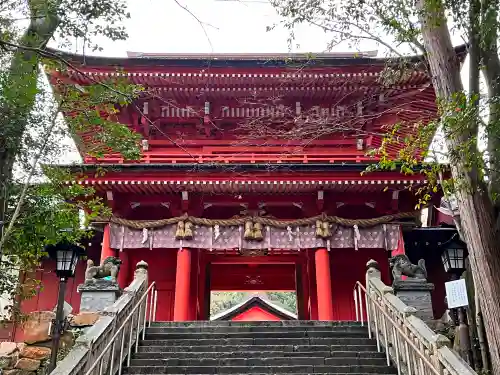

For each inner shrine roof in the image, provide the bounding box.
[210,296,297,321]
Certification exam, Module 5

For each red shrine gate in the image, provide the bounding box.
[46,50,444,322]
[118,235,393,321]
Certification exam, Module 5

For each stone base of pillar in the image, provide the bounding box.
[78,280,122,313]
[393,280,435,323]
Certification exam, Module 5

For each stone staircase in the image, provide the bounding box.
[124,321,397,374]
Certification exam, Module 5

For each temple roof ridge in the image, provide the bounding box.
[46,45,466,68]
[125,51,379,59]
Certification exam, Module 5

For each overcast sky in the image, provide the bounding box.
[71,0,377,57]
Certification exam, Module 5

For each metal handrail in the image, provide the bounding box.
[353,281,441,375]
[84,282,157,375]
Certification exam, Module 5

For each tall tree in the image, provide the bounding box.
[0,0,141,317]
[270,0,500,372]
[0,0,134,245]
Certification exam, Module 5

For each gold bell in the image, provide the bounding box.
[321,221,332,238]
[244,221,254,240]
[316,220,324,238]
[175,221,185,240]
[253,222,264,241]
[183,221,193,240]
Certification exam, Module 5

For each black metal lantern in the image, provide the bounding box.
[440,238,472,365]
[441,240,466,273]
[46,241,84,372]
[47,243,83,280]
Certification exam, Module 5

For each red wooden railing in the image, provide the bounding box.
[84,151,373,164]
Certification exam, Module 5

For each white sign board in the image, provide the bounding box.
[445,279,469,309]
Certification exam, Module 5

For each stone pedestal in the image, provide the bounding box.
[393,280,435,323]
[78,280,122,313]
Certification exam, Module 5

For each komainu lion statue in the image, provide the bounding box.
[84,256,122,284]
[389,254,427,282]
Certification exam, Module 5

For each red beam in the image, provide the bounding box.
[208,255,304,264]
[78,173,427,183]
[202,194,316,204]
[64,65,388,77]
[87,155,375,164]
[148,139,358,146]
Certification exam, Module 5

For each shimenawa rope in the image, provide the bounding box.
[92,211,418,230]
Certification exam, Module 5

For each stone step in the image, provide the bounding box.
[140,337,375,347]
[129,356,388,367]
[124,365,396,374]
[137,344,379,353]
[149,321,363,328]
[145,325,368,334]
[128,322,393,374]
[133,351,332,359]
[144,330,368,340]
[132,350,385,359]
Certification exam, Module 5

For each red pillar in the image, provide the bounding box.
[174,248,192,321]
[315,248,334,321]
[100,224,115,264]
[117,250,129,288]
[391,228,407,280]
[391,227,406,256]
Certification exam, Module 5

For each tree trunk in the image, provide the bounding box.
[477,293,491,371]
[481,0,500,215]
[463,265,480,369]
[417,1,500,374]
[0,0,60,242]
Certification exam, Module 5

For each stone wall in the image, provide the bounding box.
[0,342,50,375]
[0,310,102,375]
[50,261,148,375]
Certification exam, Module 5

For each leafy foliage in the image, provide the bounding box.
[0,0,142,320]
[270,0,500,371]
[210,292,246,316]
[266,292,297,313]
[0,0,130,51]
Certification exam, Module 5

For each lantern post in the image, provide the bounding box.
[46,242,84,372]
